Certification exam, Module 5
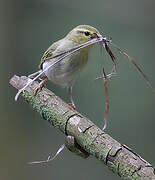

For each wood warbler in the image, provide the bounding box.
[16,25,103,107]
[15,25,155,131]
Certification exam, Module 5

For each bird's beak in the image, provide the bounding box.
[91,33,100,39]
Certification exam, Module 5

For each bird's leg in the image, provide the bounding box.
[34,77,48,95]
[68,86,76,109]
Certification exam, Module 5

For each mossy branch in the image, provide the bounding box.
[10,75,155,180]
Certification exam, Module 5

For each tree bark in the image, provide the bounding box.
[10,75,155,180]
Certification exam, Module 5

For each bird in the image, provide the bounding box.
[36,25,102,108]
[15,25,109,129]
[15,25,155,131]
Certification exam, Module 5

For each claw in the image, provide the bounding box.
[68,103,76,110]
[34,78,48,95]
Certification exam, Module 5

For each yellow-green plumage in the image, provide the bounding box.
[38,25,101,106]
[39,25,101,87]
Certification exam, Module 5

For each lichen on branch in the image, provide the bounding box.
[10,75,155,180]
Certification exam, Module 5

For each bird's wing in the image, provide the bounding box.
[39,40,61,69]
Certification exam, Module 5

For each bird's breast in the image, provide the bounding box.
[42,51,88,87]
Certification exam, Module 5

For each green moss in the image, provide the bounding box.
[41,106,52,121]
[20,90,155,179]
[22,91,66,130]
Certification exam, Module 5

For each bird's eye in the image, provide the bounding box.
[84,31,90,36]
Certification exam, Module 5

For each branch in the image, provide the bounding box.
[10,75,155,179]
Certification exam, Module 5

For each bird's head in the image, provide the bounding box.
[66,25,102,45]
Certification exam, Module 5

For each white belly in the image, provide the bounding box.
[42,53,88,87]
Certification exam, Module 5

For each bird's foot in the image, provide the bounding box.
[34,77,48,95]
[68,103,76,110]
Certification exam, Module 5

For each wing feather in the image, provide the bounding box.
[39,41,60,69]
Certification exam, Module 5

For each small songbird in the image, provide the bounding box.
[15,25,154,131]
[36,25,102,108]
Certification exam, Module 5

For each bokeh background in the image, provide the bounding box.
[1,0,155,179]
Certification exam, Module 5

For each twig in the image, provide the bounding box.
[10,75,155,180]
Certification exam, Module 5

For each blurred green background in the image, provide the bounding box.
[1,0,155,179]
